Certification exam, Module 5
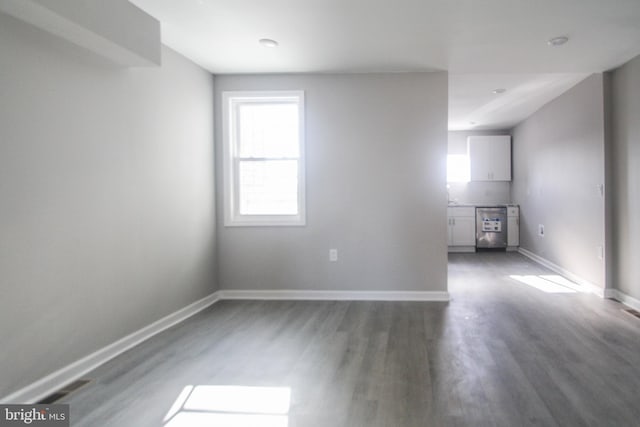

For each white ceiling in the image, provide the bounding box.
[129,0,640,130]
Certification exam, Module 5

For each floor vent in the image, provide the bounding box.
[37,379,91,404]
[622,308,640,320]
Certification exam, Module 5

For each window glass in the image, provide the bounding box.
[238,103,299,158]
[223,91,305,226]
[447,154,470,183]
[238,160,299,215]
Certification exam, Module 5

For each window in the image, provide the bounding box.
[223,91,305,226]
[446,154,470,183]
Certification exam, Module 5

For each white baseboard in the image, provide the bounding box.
[1,292,220,404]
[217,289,450,302]
[517,249,640,312]
[607,289,640,312]
[2,287,450,404]
[517,247,605,298]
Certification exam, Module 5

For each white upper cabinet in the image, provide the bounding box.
[467,135,511,181]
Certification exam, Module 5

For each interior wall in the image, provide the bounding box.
[511,74,606,289]
[0,13,216,398]
[607,54,640,300]
[448,129,512,205]
[215,73,448,293]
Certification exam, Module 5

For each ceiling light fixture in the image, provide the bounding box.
[259,38,279,48]
[547,36,569,47]
[492,88,506,94]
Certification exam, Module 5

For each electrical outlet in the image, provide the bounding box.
[538,224,545,237]
[597,245,604,260]
[329,249,338,262]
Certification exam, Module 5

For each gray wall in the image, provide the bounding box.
[448,129,512,205]
[607,54,640,300]
[0,13,216,397]
[215,73,448,292]
[511,74,606,289]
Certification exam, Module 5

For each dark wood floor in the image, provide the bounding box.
[66,252,640,426]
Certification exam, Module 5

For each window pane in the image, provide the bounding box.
[447,154,470,183]
[239,160,299,215]
[238,103,299,158]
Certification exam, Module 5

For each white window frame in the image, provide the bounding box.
[222,90,306,227]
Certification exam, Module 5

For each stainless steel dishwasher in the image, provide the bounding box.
[476,207,508,249]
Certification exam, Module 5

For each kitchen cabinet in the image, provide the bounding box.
[467,135,511,181]
[507,206,519,249]
[447,206,476,252]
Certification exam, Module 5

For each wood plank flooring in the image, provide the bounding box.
[65,252,640,426]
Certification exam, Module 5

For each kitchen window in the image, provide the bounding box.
[222,91,305,226]
[447,154,470,183]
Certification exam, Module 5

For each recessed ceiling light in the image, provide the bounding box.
[547,36,569,47]
[259,38,279,48]
[492,88,506,94]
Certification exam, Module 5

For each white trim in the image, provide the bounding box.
[222,90,306,227]
[607,289,640,312]
[218,289,450,302]
[1,293,219,404]
[518,247,605,297]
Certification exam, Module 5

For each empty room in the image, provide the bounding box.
[1,0,640,426]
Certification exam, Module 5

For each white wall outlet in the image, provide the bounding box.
[597,245,604,260]
[538,224,545,237]
[329,249,338,262]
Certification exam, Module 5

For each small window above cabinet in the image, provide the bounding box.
[467,135,511,181]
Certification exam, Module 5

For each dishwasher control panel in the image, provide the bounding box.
[482,218,502,232]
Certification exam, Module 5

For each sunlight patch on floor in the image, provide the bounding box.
[164,385,291,427]
[509,274,589,294]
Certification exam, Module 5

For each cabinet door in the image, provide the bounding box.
[491,136,511,181]
[447,218,454,246]
[452,216,476,246]
[468,137,493,181]
[467,135,511,181]
[507,216,519,246]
